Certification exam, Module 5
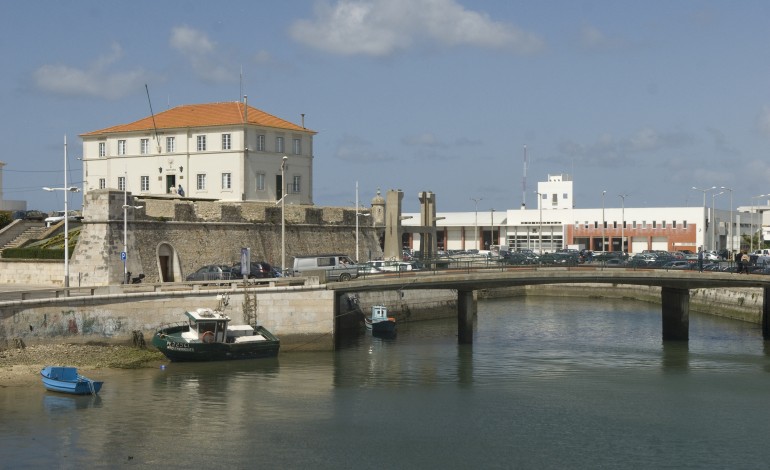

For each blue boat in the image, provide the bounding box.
[40,366,103,395]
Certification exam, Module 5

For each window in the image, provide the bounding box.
[118,176,126,191]
[99,178,106,189]
[292,175,301,193]
[197,174,206,191]
[682,221,687,229]
[141,175,149,191]
[652,221,657,229]
[613,221,617,229]
[594,221,598,229]
[293,138,301,155]
[257,135,265,151]
[662,220,667,228]
[633,221,637,229]
[166,136,175,153]
[563,193,568,199]
[197,135,207,151]
[222,172,232,190]
[673,220,677,228]
[118,140,126,155]
[256,172,265,191]
[642,221,647,229]
[222,133,231,150]
[276,136,284,153]
[98,142,106,157]
[141,138,149,154]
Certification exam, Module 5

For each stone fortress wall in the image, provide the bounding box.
[69,190,386,287]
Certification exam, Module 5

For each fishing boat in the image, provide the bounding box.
[152,307,280,362]
[40,366,103,395]
[364,305,396,338]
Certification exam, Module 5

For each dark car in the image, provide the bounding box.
[231,261,275,279]
[185,264,235,282]
[13,210,46,221]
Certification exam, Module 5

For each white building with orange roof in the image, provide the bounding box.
[80,100,315,204]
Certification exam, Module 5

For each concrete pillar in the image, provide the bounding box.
[457,289,475,344]
[762,287,770,340]
[661,286,689,341]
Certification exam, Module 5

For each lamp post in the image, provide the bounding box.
[711,191,725,252]
[720,187,733,255]
[281,156,287,274]
[43,136,80,290]
[470,197,482,250]
[619,194,628,255]
[535,191,543,254]
[691,186,717,250]
[490,208,495,247]
[122,183,144,284]
[601,190,606,253]
[751,194,767,253]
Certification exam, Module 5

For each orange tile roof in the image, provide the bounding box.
[81,102,315,136]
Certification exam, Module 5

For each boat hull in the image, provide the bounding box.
[371,320,397,338]
[40,366,103,395]
[152,325,280,362]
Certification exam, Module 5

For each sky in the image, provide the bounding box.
[2,0,770,215]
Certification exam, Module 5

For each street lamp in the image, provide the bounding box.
[534,191,543,254]
[354,181,370,263]
[751,194,767,253]
[470,197,482,250]
[720,187,733,255]
[619,194,629,255]
[281,156,287,274]
[691,186,717,250]
[490,208,495,247]
[602,190,606,253]
[43,135,79,290]
[711,191,725,252]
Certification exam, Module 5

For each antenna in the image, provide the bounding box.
[145,84,161,153]
[521,145,528,210]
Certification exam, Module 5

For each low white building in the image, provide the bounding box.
[0,161,27,213]
[80,101,315,205]
[403,174,754,256]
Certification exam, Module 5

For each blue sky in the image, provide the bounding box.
[2,0,770,214]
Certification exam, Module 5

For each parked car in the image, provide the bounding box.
[662,260,691,270]
[231,261,274,279]
[185,264,235,282]
[13,210,47,221]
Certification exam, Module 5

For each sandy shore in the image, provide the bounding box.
[0,343,166,387]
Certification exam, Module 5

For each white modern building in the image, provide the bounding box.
[80,101,315,205]
[403,174,757,256]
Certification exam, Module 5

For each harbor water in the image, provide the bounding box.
[3,296,770,469]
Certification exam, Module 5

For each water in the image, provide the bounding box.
[3,296,770,469]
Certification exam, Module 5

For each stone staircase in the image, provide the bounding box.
[0,225,49,257]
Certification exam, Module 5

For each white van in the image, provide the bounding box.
[292,254,359,282]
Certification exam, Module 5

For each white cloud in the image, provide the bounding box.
[579,24,626,51]
[757,105,770,136]
[33,43,149,100]
[402,133,446,147]
[335,134,393,162]
[170,26,234,83]
[558,128,692,167]
[290,0,544,56]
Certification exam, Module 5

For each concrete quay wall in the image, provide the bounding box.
[0,285,336,351]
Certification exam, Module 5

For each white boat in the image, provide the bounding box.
[364,305,396,338]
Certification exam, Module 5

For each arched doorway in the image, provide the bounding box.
[157,243,181,282]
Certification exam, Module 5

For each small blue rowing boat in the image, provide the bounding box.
[40,366,103,395]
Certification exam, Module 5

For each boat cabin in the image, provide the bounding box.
[371,305,389,323]
[182,308,230,343]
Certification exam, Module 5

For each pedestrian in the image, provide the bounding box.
[177,184,185,197]
[741,250,751,274]
[697,247,704,272]
[734,250,742,274]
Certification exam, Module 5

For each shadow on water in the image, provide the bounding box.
[661,341,689,373]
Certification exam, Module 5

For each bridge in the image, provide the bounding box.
[329,267,770,343]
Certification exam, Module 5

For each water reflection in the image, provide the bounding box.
[661,341,690,372]
[43,394,102,414]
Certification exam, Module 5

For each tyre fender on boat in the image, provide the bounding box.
[201,331,215,343]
